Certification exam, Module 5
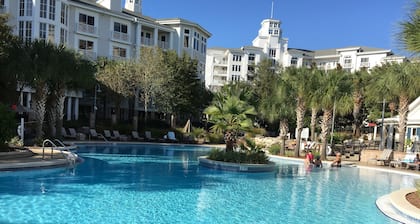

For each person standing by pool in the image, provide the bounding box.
[305,150,315,167]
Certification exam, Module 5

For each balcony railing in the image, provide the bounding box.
[112,31,129,42]
[141,37,153,46]
[360,62,370,67]
[0,5,7,14]
[78,49,96,60]
[342,63,353,69]
[158,41,169,49]
[77,23,97,35]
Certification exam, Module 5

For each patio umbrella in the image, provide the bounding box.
[183,119,191,133]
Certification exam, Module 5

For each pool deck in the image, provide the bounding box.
[1,142,419,223]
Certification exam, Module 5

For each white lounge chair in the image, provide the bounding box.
[368,149,393,166]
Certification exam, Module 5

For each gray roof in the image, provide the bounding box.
[313,46,390,57]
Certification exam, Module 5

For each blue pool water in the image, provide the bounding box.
[0,143,418,224]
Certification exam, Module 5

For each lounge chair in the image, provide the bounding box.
[131,131,144,141]
[165,131,178,143]
[389,153,416,168]
[368,149,393,166]
[67,128,78,139]
[90,129,106,141]
[104,130,114,140]
[62,127,72,139]
[145,131,156,141]
[112,130,128,141]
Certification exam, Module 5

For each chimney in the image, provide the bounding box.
[96,0,122,12]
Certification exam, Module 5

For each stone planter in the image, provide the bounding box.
[198,156,277,172]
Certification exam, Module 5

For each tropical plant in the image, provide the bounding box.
[398,1,420,54]
[349,69,369,138]
[204,92,256,152]
[130,47,167,124]
[369,62,420,151]
[314,68,353,159]
[0,103,16,148]
[282,67,313,157]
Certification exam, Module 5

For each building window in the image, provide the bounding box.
[39,23,47,40]
[60,28,67,44]
[232,75,240,81]
[233,55,242,62]
[19,21,32,42]
[79,39,94,50]
[193,32,200,51]
[48,24,55,42]
[114,22,128,34]
[361,57,369,63]
[201,37,207,54]
[113,46,127,58]
[61,3,68,25]
[79,13,94,26]
[269,29,273,34]
[248,53,255,61]
[48,0,55,20]
[184,29,190,48]
[40,0,47,18]
[344,56,351,65]
[19,0,32,16]
[232,65,241,72]
[291,57,298,65]
[274,30,279,35]
[269,49,276,57]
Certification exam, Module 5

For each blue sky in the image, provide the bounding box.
[135,0,414,53]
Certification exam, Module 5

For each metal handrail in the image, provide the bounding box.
[42,139,57,159]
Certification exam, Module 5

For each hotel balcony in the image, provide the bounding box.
[342,63,353,69]
[141,37,154,46]
[78,49,97,60]
[360,62,370,68]
[158,41,169,49]
[0,5,7,14]
[111,31,129,42]
[76,23,97,35]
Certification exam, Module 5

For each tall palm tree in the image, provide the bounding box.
[204,93,256,152]
[315,69,353,160]
[282,67,313,157]
[307,67,322,142]
[370,62,420,151]
[398,1,420,54]
[350,69,369,138]
[47,47,95,138]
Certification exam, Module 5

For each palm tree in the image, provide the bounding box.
[315,69,353,160]
[204,93,256,152]
[282,67,313,157]
[47,47,95,138]
[370,62,420,151]
[350,69,369,138]
[307,67,322,142]
[398,1,420,54]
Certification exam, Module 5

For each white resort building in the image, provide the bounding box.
[205,18,406,91]
[1,0,211,121]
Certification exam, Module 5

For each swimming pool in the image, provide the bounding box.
[0,143,418,224]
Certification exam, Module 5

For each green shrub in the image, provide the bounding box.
[207,148,269,164]
[207,132,224,144]
[268,144,281,155]
[0,103,16,148]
